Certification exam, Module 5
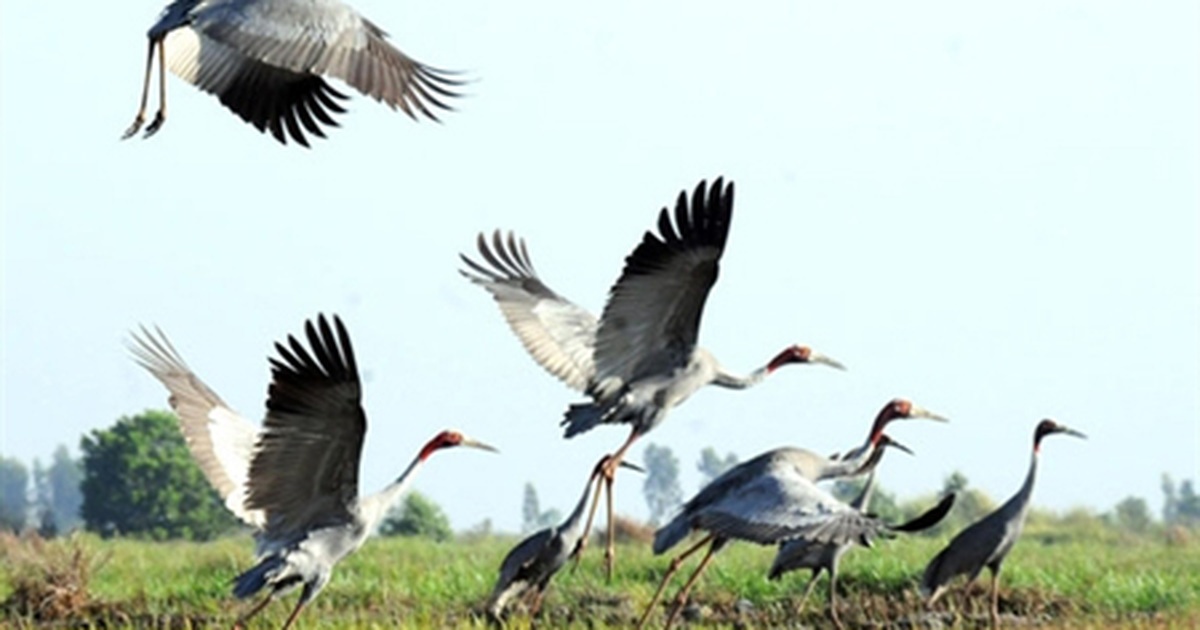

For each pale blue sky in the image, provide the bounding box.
[2,2,1196,533]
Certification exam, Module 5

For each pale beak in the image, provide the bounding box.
[618,460,646,474]
[462,437,500,453]
[885,438,915,456]
[910,405,949,423]
[810,352,847,371]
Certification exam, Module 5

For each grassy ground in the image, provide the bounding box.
[2,524,1197,628]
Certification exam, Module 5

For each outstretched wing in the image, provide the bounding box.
[247,314,366,535]
[591,178,733,398]
[163,1,459,145]
[461,231,598,391]
[127,326,264,528]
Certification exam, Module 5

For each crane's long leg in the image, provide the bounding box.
[570,464,608,573]
[603,471,616,581]
[573,428,640,580]
[230,593,273,630]
[600,429,639,581]
[144,40,169,137]
[121,39,157,139]
[828,567,844,630]
[662,541,721,630]
[989,571,1001,628]
[280,593,310,630]
[793,571,820,616]
[635,534,714,630]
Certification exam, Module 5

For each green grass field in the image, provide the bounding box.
[2,523,1198,628]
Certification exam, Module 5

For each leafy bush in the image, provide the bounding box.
[378,491,452,541]
[79,411,237,540]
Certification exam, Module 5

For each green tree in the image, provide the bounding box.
[697,448,738,486]
[1111,496,1152,534]
[378,491,452,541]
[643,444,682,525]
[80,411,238,540]
[0,456,30,532]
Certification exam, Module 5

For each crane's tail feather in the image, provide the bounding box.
[561,402,610,438]
[919,543,957,601]
[652,515,691,555]
[232,556,285,599]
[895,493,956,533]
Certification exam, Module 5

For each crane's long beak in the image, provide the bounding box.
[884,436,915,456]
[1059,427,1087,439]
[462,437,500,453]
[910,404,949,423]
[618,460,646,474]
[810,351,847,371]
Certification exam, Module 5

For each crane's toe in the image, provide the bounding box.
[121,115,145,140]
[143,111,166,138]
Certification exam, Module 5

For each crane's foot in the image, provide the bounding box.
[121,114,146,140]
[143,110,166,138]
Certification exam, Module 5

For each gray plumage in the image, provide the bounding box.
[639,442,954,630]
[920,419,1086,626]
[766,470,878,629]
[122,0,461,146]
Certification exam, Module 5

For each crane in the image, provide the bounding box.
[121,0,461,146]
[766,465,883,628]
[130,315,497,629]
[920,419,1086,627]
[768,469,880,625]
[638,438,955,630]
[460,177,845,578]
[485,454,642,623]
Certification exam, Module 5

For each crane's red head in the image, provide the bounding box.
[869,398,949,443]
[767,344,846,373]
[1033,419,1086,453]
[418,430,500,461]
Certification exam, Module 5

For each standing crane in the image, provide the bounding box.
[766,467,883,628]
[460,177,845,577]
[638,438,954,630]
[121,0,461,146]
[485,454,642,623]
[920,419,1086,627]
[129,315,497,629]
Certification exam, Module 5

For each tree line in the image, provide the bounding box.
[3,411,1200,540]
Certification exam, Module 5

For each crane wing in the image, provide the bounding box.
[493,527,557,592]
[127,326,265,528]
[164,27,349,146]
[591,179,733,397]
[247,314,366,535]
[186,2,458,123]
[460,231,598,391]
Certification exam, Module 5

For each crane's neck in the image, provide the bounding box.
[558,474,599,539]
[1003,450,1040,523]
[358,454,425,534]
[851,472,878,511]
